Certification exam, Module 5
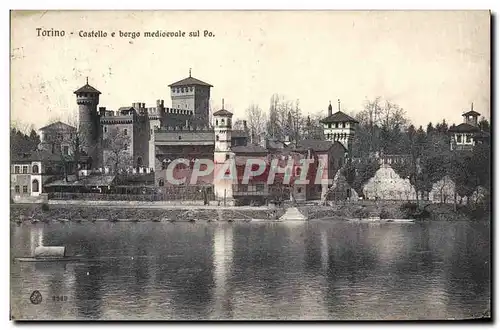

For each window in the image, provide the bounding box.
[32,179,39,193]
[466,135,471,143]
[296,167,301,176]
[63,146,69,155]
[216,135,219,141]
[57,133,63,140]
[14,166,20,174]
[22,166,28,174]
[335,123,339,128]
[124,128,128,135]
[297,187,302,193]
[22,185,28,193]
[221,119,225,125]
[124,144,128,150]
[457,135,462,143]
[158,179,164,187]
[256,184,265,192]
[178,136,182,140]
[32,164,39,174]
[104,127,107,133]
[342,122,346,128]
[15,185,20,193]
[216,120,219,126]
[226,154,230,160]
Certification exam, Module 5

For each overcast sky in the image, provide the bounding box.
[11,10,490,130]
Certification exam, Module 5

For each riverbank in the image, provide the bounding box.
[10,200,488,224]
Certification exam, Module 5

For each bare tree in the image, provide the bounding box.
[103,126,132,173]
[245,104,266,144]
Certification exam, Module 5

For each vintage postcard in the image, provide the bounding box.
[10,10,491,321]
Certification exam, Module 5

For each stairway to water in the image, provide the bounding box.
[279,207,308,221]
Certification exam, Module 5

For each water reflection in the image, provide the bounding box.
[10,221,490,320]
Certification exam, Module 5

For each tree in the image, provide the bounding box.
[103,126,132,173]
[245,104,267,144]
[426,122,435,135]
[10,125,40,156]
[479,117,490,132]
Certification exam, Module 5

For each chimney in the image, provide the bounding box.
[328,101,332,116]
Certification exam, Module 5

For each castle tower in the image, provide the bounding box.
[74,78,101,168]
[168,69,213,126]
[148,100,165,169]
[213,100,234,203]
[462,103,481,127]
[320,99,358,152]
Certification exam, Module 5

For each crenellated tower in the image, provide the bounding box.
[168,69,212,126]
[320,99,358,153]
[74,78,102,168]
[213,100,234,203]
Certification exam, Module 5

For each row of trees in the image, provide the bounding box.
[236,95,490,205]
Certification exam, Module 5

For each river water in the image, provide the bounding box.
[10,220,490,320]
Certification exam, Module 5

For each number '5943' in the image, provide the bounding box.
[52,296,68,302]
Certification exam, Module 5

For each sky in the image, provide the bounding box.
[10,10,490,131]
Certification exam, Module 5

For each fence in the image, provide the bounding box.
[48,184,215,202]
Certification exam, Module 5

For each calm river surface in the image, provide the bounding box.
[10,220,490,320]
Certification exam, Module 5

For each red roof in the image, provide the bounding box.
[320,111,359,124]
[462,110,481,117]
[213,109,233,117]
[168,76,213,87]
[74,83,101,94]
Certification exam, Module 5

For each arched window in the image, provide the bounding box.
[216,120,219,126]
[158,179,164,187]
[32,164,39,174]
[32,179,39,193]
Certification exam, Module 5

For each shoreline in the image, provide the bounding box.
[10,201,488,224]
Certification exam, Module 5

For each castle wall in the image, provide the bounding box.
[101,120,134,170]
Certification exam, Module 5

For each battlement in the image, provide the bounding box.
[158,124,213,132]
[164,107,193,116]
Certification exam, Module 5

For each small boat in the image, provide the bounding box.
[15,246,82,263]
[15,256,83,263]
[385,219,415,223]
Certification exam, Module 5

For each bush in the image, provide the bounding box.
[379,208,391,219]
[352,207,369,218]
[41,203,50,212]
[400,202,430,219]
